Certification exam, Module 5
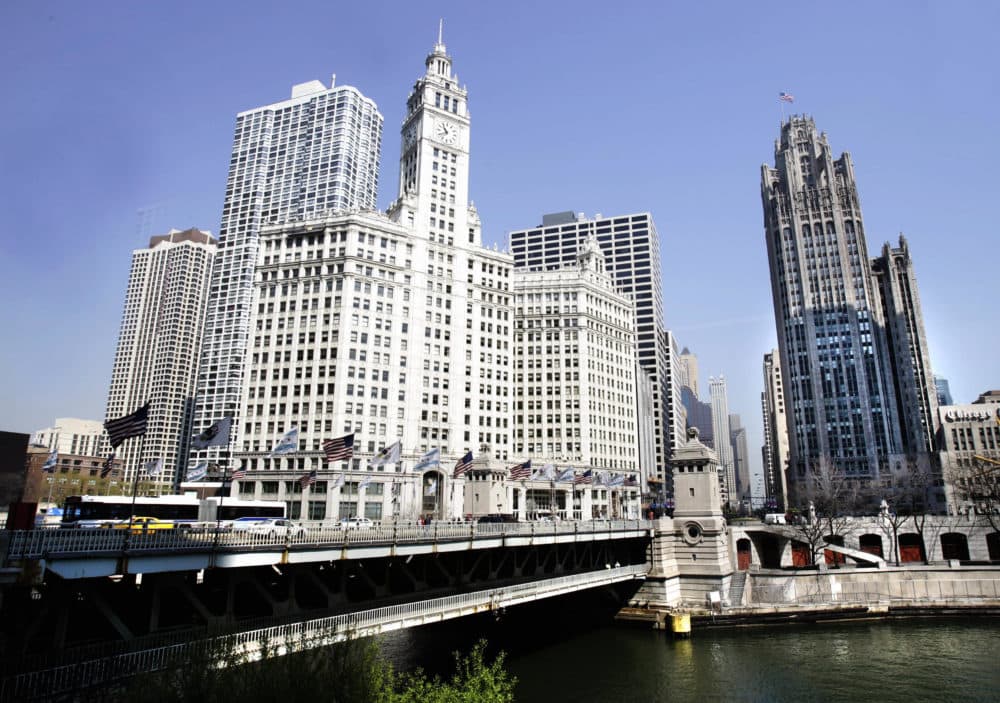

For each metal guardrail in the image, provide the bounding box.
[5,519,653,561]
[1,564,647,701]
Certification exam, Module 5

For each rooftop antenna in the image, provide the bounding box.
[438,18,443,45]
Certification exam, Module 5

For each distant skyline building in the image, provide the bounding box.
[729,413,749,501]
[509,210,680,496]
[192,75,384,468]
[679,347,699,397]
[761,349,790,508]
[105,228,217,486]
[32,418,104,457]
[871,235,939,453]
[762,116,902,494]
[708,375,735,506]
[935,375,954,407]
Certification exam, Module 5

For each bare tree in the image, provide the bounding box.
[946,455,1000,534]
[784,456,863,565]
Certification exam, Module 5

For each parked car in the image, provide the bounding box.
[234,518,306,537]
[339,516,374,529]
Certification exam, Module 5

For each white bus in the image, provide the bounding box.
[60,495,285,528]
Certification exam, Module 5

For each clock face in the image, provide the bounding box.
[436,120,457,145]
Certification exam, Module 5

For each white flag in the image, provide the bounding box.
[413,447,440,472]
[370,440,401,466]
[358,474,375,490]
[144,458,164,476]
[270,427,299,457]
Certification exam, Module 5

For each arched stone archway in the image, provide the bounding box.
[940,532,970,561]
[736,538,752,570]
[420,470,444,520]
[859,533,884,558]
[898,533,924,563]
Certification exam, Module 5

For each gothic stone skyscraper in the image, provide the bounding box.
[762,116,901,495]
[192,76,383,467]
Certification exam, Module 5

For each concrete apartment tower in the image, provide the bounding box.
[871,235,939,453]
[232,31,515,523]
[762,116,901,496]
[191,74,384,470]
[32,418,104,457]
[509,211,681,498]
[105,229,217,487]
[708,376,735,507]
[761,349,790,509]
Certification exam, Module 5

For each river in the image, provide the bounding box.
[380,588,1000,702]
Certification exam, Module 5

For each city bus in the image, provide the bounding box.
[60,495,286,528]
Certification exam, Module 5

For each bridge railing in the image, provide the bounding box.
[4,519,653,561]
[1,564,648,701]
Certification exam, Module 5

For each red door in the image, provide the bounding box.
[792,542,809,567]
[737,539,752,570]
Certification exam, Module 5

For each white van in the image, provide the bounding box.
[764,513,787,525]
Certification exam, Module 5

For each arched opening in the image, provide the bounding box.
[421,470,444,521]
[791,541,810,567]
[736,538,752,570]
[987,533,1000,562]
[756,533,784,569]
[940,532,970,561]
[859,533,884,558]
[824,534,846,565]
[898,533,924,563]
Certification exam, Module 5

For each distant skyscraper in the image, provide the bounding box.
[934,375,954,407]
[105,229,216,486]
[709,375,735,506]
[729,413,749,501]
[192,76,383,466]
[871,235,939,453]
[761,349,790,508]
[679,347,699,397]
[762,116,901,493]
[510,211,679,495]
[32,418,104,457]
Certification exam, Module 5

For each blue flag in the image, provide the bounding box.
[186,462,208,482]
[413,447,440,472]
[42,448,58,473]
[270,428,299,457]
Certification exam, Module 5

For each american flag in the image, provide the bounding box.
[323,433,355,462]
[230,466,247,480]
[104,402,150,448]
[101,453,116,479]
[509,460,532,481]
[299,470,317,488]
[453,451,473,477]
[779,92,795,103]
[574,469,593,486]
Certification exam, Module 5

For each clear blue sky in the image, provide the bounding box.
[2,1,997,485]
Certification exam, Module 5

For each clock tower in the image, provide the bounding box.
[389,23,481,247]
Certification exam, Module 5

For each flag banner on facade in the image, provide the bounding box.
[358,474,375,490]
[42,449,58,473]
[426,477,438,496]
[413,447,440,472]
[370,440,401,466]
[191,417,233,450]
[542,463,556,481]
[779,91,795,103]
[323,433,354,462]
[186,462,208,482]
[104,402,150,448]
[453,451,473,477]
[299,470,317,488]
[557,468,575,483]
[230,465,247,480]
[510,460,532,480]
[270,428,299,457]
[144,458,164,477]
[594,471,607,486]
[331,473,346,490]
[574,469,593,485]
[100,453,116,478]
[608,473,625,487]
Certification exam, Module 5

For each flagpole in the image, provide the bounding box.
[123,433,147,553]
